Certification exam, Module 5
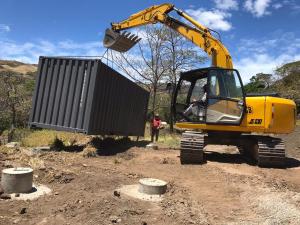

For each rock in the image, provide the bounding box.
[13,218,21,224]
[141,222,147,225]
[20,208,27,214]
[146,143,158,150]
[161,158,168,164]
[20,208,30,216]
[54,174,62,179]
[116,218,122,223]
[113,190,121,197]
[15,193,20,197]
[82,164,88,167]
[0,193,11,199]
[54,192,59,195]
[5,142,20,148]
[110,216,120,223]
[34,146,51,151]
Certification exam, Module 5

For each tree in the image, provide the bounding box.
[243,73,272,94]
[0,71,33,131]
[111,25,168,116]
[111,25,206,131]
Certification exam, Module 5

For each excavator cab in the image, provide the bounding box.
[173,68,245,125]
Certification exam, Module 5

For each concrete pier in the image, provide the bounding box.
[1,168,33,194]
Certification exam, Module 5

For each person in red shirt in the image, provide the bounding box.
[151,113,162,142]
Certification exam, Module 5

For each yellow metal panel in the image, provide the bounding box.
[243,96,266,129]
[264,97,296,134]
[175,96,296,134]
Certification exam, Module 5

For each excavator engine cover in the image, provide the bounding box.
[103,29,141,52]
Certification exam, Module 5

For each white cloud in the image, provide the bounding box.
[234,32,300,82]
[291,3,300,12]
[0,39,104,64]
[273,0,300,12]
[244,0,272,17]
[273,3,283,9]
[186,8,232,31]
[214,0,239,10]
[235,53,300,83]
[0,24,10,33]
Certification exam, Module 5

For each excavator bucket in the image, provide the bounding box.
[103,29,141,52]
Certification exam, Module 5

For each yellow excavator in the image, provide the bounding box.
[103,3,297,167]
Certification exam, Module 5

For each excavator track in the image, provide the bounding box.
[240,135,286,167]
[256,136,286,167]
[180,132,205,164]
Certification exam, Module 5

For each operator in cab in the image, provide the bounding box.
[183,84,208,121]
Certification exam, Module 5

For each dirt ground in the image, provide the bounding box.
[0,127,300,225]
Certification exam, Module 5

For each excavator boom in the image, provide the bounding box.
[103,3,233,69]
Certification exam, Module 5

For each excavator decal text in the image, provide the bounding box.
[246,106,253,114]
[249,119,263,125]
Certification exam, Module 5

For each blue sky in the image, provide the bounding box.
[0,0,300,82]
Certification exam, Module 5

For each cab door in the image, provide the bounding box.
[206,69,245,125]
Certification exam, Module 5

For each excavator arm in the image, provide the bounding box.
[103,3,233,69]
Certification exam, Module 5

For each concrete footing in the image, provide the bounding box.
[1,167,33,194]
[138,178,167,195]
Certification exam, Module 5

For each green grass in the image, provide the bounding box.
[156,133,180,148]
[143,123,180,148]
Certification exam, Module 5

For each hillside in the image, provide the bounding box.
[0,59,37,75]
[276,60,300,76]
[272,61,300,102]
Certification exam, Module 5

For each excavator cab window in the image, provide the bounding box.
[173,68,245,125]
[173,70,208,122]
[206,69,245,124]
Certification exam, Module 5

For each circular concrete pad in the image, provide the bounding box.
[117,185,164,202]
[1,167,33,194]
[11,184,52,201]
[138,178,167,195]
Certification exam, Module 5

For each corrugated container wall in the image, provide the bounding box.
[29,57,149,136]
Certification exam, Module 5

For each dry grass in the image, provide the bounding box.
[80,145,97,158]
[21,130,87,148]
[0,145,17,155]
[297,120,300,126]
[28,157,46,170]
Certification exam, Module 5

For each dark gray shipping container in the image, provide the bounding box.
[29,56,149,136]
